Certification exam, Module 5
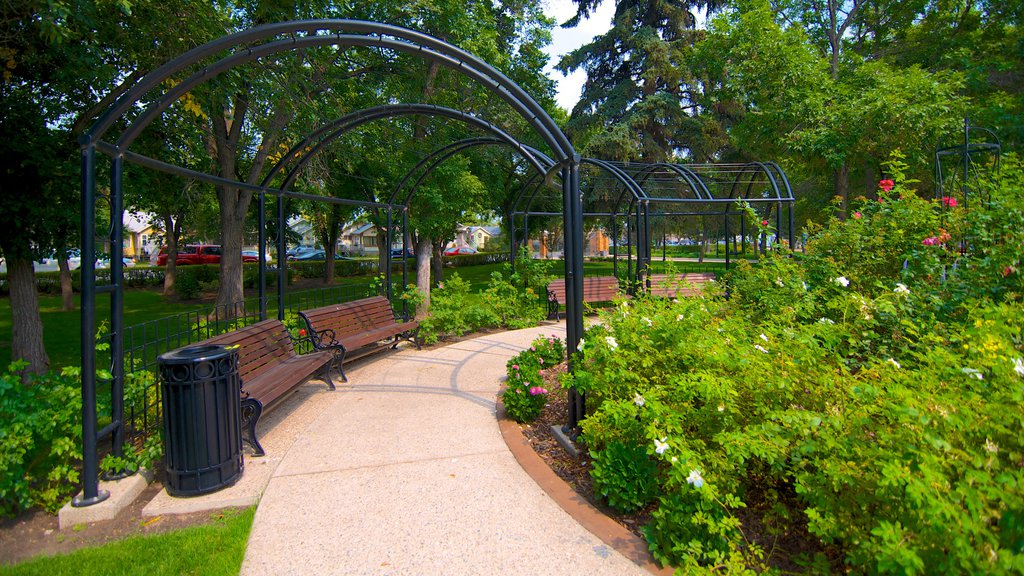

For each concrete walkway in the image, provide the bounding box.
[239,324,649,576]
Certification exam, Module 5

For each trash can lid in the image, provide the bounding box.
[158,344,236,365]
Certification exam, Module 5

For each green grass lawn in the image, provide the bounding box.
[0,291,211,369]
[1,260,730,369]
[0,508,254,576]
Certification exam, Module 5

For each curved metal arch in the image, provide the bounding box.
[632,162,712,200]
[87,19,573,162]
[388,137,556,206]
[764,161,795,200]
[269,105,549,198]
[397,140,551,207]
[725,161,784,202]
[389,137,514,205]
[513,157,646,216]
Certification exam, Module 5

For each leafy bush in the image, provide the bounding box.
[0,363,83,515]
[417,274,493,345]
[567,156,1024,572]
[501,335,564,423]
[590,441,659,513]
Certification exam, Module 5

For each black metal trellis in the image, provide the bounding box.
[77,19,582,507]
[509,159,796,290]
[935,117,1001,209]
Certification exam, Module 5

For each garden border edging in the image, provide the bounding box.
[496,399,673,576]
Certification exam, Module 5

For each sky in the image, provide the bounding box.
[541,1,616,112]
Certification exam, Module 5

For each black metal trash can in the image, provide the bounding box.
[158,344,244,496]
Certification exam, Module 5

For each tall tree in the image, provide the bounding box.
[558,0,725,161]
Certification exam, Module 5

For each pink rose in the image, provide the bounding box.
[941,196,958,208]
[853,212,862,219]
[879,179,895,192]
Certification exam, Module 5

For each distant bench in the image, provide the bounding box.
[201,319,333,457]
[546,276,624,320]
[299,296,420,382]
[645,272,716,298]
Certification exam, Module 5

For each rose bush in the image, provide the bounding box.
[565,154,1024,573]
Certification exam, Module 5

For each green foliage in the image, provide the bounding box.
[415,272,535,345]
[572,164,1024,571]
[590,441,659,514]
[101,369,163,476]
[0,362,83,516]
[174,265,220,300]
[501,335,563,423]
[480,269,545,330]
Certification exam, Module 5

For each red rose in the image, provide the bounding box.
[879,179,895,192]
[299,329,306,336]
[941,196,958,208]
[761,220,768,226]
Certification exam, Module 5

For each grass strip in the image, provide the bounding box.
[0,507,255,576]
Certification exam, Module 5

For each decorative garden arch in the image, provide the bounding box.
[76,20,584,507]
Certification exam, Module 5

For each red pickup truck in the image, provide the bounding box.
[157,245,258,266]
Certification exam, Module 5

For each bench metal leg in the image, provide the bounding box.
[240,398,266,457]
[547,297,560,321]
[335,349,348,382]
[321,362,336,391]
[393,328,421,350]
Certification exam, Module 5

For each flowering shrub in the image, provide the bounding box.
[501,335,564,423]
[566,154,1024,572]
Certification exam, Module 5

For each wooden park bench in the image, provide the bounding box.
[202,319,334,457]
[299,296,420,382]
[546,276,624,320]
[645,272,717,298]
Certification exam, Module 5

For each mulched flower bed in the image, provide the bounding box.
[517,363,654,539]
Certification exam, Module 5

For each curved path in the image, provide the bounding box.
[240,324,649,575]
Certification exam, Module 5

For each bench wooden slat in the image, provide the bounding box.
[646,272,716,298]
[546,276,624,320]
[193,318,333,457]
[299,296,421,382]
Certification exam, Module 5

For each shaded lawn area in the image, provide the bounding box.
[0,508,254,576]
[0,290,208,369]
[1,260,730,369]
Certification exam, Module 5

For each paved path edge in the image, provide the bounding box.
[495,400,674,576]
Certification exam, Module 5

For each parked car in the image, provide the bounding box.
[286,246,319,260]
[443,246,477,256]
[291,249,326,261]
[390,247,415,259]
[241,250,273,264]
[157,245,258,266]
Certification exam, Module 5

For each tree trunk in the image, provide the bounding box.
[415,236,433,319]
[834,162,850,220]
[432,241,445,287]
[57,255,74,311]
[864,159,876,198]
[324,242,336,285]
[6,256,49,376]
[162,214,178,296]
[215,189,248,309]
[376,227,389,276]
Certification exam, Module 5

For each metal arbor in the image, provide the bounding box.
[509,159,795,287]
[76,20,584,507]
[935,118,1002,209]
